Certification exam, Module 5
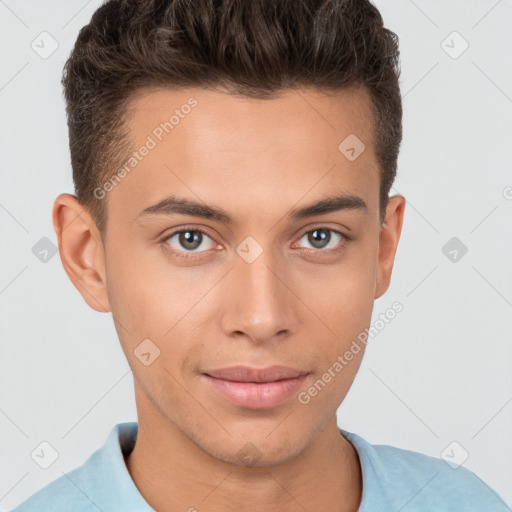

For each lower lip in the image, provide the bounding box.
[202,374,308,409]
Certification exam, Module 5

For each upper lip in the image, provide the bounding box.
[204,365,309,383]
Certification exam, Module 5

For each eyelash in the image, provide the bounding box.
[159,225,351,261]
[160,226,217,261]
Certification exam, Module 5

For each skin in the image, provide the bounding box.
[53,85,405,512]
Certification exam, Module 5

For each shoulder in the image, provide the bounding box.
[9,463,100,512]
[342,430,510,511]
[10,422,143,512]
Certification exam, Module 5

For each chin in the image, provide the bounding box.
[200,428,309,468]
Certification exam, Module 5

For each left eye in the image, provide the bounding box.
[296,228,346,251]
[164,229,215,253]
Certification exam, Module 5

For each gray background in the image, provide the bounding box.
[1,0,511,509]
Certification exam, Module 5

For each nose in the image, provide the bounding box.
[219,245,299,345]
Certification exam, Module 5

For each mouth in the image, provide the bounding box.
[201,365,310,410]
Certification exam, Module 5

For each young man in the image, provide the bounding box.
[12,0,510,511]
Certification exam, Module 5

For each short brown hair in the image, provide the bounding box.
[62,0,402,236]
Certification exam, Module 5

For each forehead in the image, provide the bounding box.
[106,86,380,227]
[126,85,375,149]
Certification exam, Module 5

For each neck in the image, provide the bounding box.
[125,403,362,512]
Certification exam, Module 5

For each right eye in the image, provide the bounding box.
[161,227,218,258]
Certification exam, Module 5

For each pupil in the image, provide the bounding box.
[180,231,201,250]
[309,229,330,249]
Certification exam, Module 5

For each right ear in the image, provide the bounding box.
[52,193,111,313]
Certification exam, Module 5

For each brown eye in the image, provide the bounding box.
[308,229,331,249]
[164,229,216,254]
[297,228,346,251]
[178,230,202,250]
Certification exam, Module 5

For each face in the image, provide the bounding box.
[54,86,404,466]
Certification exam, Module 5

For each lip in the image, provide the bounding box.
[202,365,309,409]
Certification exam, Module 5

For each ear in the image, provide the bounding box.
[52,193,111,313]
[374,194,406,300]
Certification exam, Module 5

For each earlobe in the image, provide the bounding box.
[374,194,406,300]
[52,193,111,313]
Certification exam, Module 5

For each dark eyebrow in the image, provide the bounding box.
[135,193,367,224]
[136,196,232,224]
[289,194,367,219]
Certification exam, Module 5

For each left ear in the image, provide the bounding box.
[375,194,406,299]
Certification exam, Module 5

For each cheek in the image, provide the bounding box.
[304,240,377,336]
[105,246,180,342]
[294,240,377,403]
[106,243,183,324]
[105,246,217,372]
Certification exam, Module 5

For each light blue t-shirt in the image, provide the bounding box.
[11,422,510,511]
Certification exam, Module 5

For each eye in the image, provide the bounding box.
[162,227,217,257]
[295,227,348,252]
